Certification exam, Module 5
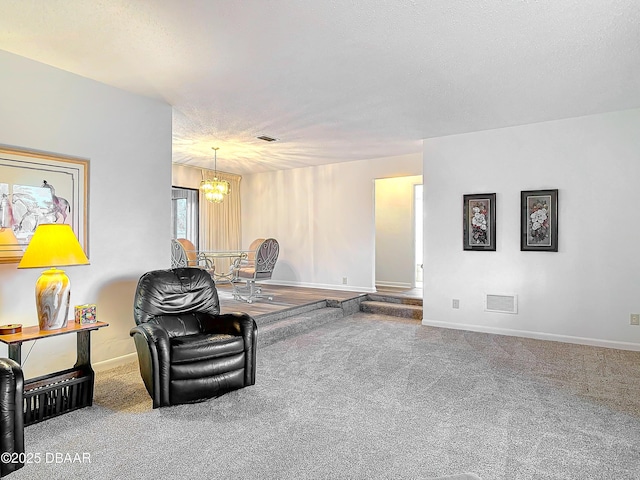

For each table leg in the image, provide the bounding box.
[74,329,95,407]
[8,343,21,364]
[214,254,244,283]
[75,330,91,368]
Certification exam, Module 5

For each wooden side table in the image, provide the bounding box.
[0,321,109,425]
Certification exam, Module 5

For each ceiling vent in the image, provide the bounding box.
[256,135,278,142]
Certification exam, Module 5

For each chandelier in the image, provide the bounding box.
[200,147,231,203]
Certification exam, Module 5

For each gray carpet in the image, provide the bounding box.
[10,312,640,479]
[429,475,482,480]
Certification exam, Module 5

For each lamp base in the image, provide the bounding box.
[35,268,71,330]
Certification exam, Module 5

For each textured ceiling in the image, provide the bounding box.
[1,1,639,175]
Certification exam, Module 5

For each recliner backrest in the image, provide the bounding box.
[147,313,207,337]
[133,268,220,327]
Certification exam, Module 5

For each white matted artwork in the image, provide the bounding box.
[0,146,89,263]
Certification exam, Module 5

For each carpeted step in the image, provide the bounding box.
[255,300,328,326]
[367,293,422,306]
[258,307,344,347]
[359,300,423,320]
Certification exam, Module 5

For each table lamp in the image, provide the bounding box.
[18,224,89,330]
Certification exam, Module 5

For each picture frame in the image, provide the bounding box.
[0,146,89,263]
[463,193,496,251]
[521,189,558,252]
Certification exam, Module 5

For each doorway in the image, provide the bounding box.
[414,184,423,288]
[374,175,423,290]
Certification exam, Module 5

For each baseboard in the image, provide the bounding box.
[375,281,413,289]
[93,352,138,372]
[267,280,376,293]
[421,319,640,352]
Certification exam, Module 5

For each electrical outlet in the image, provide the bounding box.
[452,299,460,309]
[631,314,640,326]
[342,277,348,285]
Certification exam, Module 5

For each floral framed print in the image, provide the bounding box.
[521,189,558,252]
[463,193,496,251]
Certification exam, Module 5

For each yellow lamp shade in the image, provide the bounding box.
[18,224,88,269]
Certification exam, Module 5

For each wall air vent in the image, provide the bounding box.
[484,294,518,314]
[256,135,279,142]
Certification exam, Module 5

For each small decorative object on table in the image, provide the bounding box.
[0,324,22,334]
[75,304,97,324]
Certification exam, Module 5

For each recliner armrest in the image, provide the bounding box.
[0,357,24,476]
[199,312,257,385]
[199,312,255,340]
[130,323,171,408]
[130,322,171,351]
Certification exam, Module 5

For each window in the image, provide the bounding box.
[171,187,199,248]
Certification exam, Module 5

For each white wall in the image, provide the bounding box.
[375,175,423,288]
[0,50,172,377]
[422,108,640,350]
[241,153,422,292]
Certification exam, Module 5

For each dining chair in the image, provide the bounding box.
[171,238,215,277]
[232,238,279,303]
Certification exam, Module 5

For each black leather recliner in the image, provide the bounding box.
[130,268,257,408]
[0,358,24,477]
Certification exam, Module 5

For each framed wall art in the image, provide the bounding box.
[463,193,496,251]
[521,189,558,252]
[0,146,89,263]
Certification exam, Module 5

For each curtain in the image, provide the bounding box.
[172,164,242,274]
[200,171,242,275]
